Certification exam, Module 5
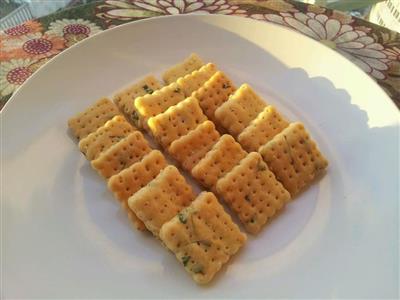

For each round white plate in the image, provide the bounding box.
[3,15,399,299]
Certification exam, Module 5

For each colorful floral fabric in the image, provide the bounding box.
[0,58,35,96]
[0,20,43,39]
[0,0,399,110]
[252,10,390,80]
[1,32,65,61]
[46,18,102,47]
[95,0,247,23]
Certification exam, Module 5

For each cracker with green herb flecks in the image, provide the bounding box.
[169,121,220,172]
[134,82,186,122]
[238,105,289,152]
[107,150,168,230]
[159,192,247,284]
[258,122,328,196]
[68,98,119,140]
[91,131,152,179]
[215,84,266,137]
[147,97,207,148]
[128,166,195,237]
[113,75,162,127]
[162,53,204,84]
[216,152,290,234]
[78,115,134,161]
[108,149,167,203]
[191,71,236,126]
[177,63,217,97]
[191,135,247,191]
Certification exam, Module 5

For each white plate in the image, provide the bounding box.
[2,15,399,299]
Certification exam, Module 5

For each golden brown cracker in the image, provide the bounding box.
[191,71,236,125]
[78,115,134,161]
[191,135,247,191]
[107,149,167,230]
[107,150,167,203]
[238,105,289,152]
[147,97,207,148]
[215,84,266,137]
[216,152,290,234]
[258,122,328,196]
[68,98,119,140]
[128,166,195,236]
[91,131,152,179]
[113,75,162,126]
[162,53,204,84]
[177,63,217,97]
[169,121,220,172]
[159,192,247,284]
[134,82,186,120]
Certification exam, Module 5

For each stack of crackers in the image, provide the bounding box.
[68,54,328,284]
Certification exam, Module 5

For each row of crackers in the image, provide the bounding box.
[68,97,246,284]
[111,54,328,234]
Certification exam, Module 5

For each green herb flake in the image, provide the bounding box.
[257,162,267,172]
[142,85,154,94]
[131,111,140,127]
[192,264,204,274]
[178,212,187,224]
[147,181,156,188]
[181,255,191,266]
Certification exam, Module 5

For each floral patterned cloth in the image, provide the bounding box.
[1,0,399,109]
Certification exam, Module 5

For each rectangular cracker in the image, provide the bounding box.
[258,122,328,196]
[169,121,220,172]
[128,165,195,237]
[113,75,162,126]
[215,84,266,137]
[68,98,119,140]
[177,63,217,97]
[108,150,168,230]
[159,192,247,284]
[216,152,290,234]
[237,105,289,152]
[191,135,247,191]
[147,97,207,148]
[108,149,167,203]
[134,82,186,120]
[91,131,152,179]
[191,71,236,125]
[78,115,134,161]
[162,53,204,84]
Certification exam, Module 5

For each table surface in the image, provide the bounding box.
[1,0,399,110]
